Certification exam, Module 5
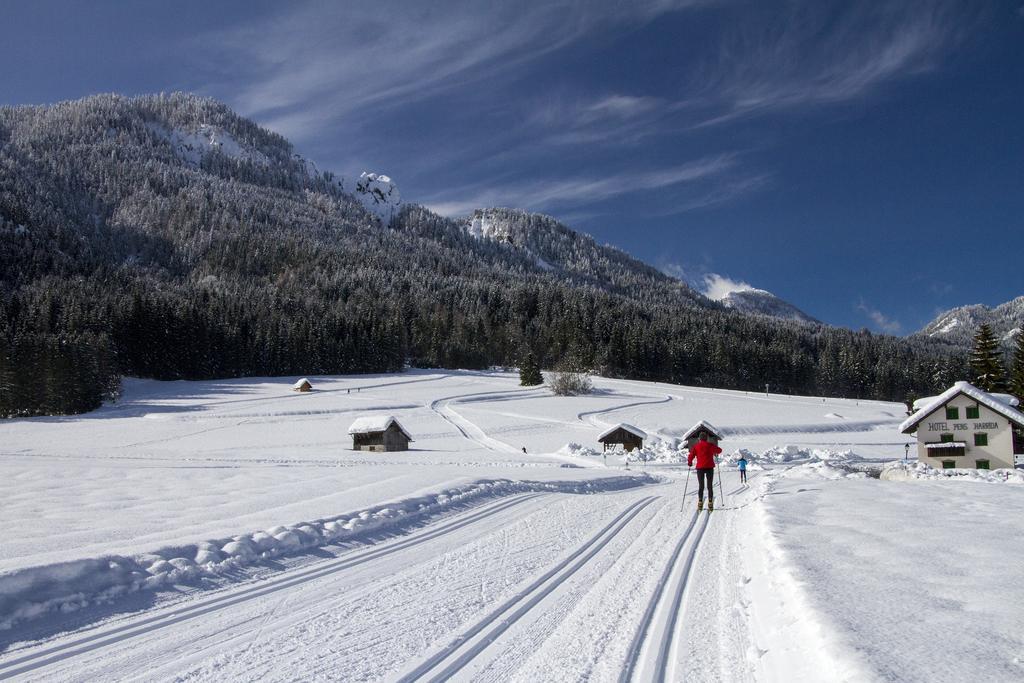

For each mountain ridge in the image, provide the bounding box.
[0,92,966,416]
[917,296,1024,347]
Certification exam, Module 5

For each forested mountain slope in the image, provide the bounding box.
[918,296,1024,348]
[0,93,965,416]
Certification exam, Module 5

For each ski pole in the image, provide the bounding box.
[681,464,691,512]
[718,465,726,508]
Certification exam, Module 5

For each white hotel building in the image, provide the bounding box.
[900,381,1024,470]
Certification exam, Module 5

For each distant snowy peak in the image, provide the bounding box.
[152,123,270,167]
[719,288,819,324]
[919,296,1024,346]
[699,274,817,323]
[353,172,402,221]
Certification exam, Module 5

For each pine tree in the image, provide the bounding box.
[1009,331,1024,403]
[519,351,543,386]
[969,324,1008,392]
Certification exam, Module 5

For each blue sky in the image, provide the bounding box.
[2,0,1023,332]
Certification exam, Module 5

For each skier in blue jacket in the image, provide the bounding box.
[737,455,748,484]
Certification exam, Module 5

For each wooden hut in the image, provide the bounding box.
[348,415,413,452]
[598,423,647,452]
[682,420,722,450]
[292,378,313,392]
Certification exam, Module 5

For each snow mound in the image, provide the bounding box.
[782,461,867,480]
[353,172,402,223]
[559,442,601,458]
[725,445,862,466]
[0,475,651,632]
[622,441,686,464]
[879,462,1024,484]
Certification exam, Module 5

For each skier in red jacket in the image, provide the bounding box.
[687,432,721,511]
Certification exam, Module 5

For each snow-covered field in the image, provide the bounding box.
[1,369,1020,681]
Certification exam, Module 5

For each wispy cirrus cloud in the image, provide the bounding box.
[691,1,976,126]
[187,0,978,224]
[195,0,707,142]
[422,153,737,216]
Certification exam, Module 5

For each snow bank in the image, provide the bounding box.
[620,441,686,464]
[0,475,651,632]
[880,461,1024,484]
[558,442,601,458]
[725,445,862,466]
[556,441,683,464]
[779,461,867,480]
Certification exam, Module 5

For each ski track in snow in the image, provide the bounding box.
[397,496,659,682]
[0,494,547,679]
[577,394,672,431]
[0,482,786,683]
[428,390,539,454]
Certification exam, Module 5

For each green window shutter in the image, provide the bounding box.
[941,433,955,443]
[975,460,990,470]
[974,433,988,447]
[945,406,959,420]
[942,460,956,469]
[966,406,980,419]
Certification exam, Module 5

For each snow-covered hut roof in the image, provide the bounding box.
[597,423,647,441]
[347,415,413,440]
[682,420,723,440]
[293,378,312,389]
[900,381,1024,434]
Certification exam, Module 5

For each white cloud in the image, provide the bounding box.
[659,263,690,281]
[197,0,707,142]
[423,154,736,216]
[857,300,903,334]
[691,1,973,126]
[585,95,662,119]
[185,0,975,222]
[702,273,756,301]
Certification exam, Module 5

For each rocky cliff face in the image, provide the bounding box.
[352,172,402,223]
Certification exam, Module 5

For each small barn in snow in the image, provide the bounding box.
[293,378,313,392]
[348,415,413,452]
[900,381,1024,470]
[598,423,647,452]
[682,420,723,450]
